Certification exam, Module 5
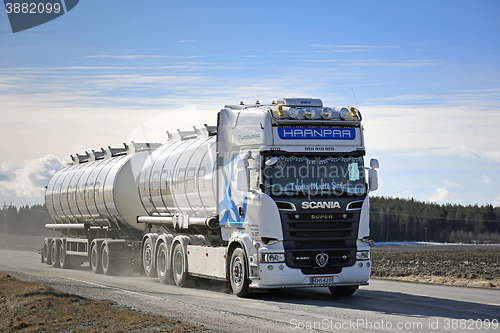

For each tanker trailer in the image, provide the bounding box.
[42,143,160,274]
[42,97,379,298]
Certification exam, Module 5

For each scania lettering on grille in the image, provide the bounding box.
[302,201,341,209]
[277,127,355,140]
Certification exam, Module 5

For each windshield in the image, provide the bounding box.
[263,155,366,197]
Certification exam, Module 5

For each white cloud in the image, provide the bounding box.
[0,155,64,200]
[483,175,491,184]
[443,180,460,188]
[428,187,455,204]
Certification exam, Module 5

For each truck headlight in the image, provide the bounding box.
[339,107,350,120]
[260,253,285,263]
[356,251,370,260]
[304,108,316,119]
[288,108,299,119]
[320,108,333,119]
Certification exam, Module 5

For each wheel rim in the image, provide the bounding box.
[144,243,153,271]
[91,246,98,269]
[59,244,65,265]
[51,243,57,263]
[158,248,167,276]
[43,242,48,261]
[232,257,243,287]
[102,248,108,270]
[174,249,183,278]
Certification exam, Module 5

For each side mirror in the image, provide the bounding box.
[237,158,249,169]
[368,169,378,192]
[237,169,250,192]
[236,157,250,192]
[370,158,379,169]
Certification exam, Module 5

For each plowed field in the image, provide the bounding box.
[371,246,500,289]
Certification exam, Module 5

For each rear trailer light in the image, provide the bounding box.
[356,251,370,260]
[260,253,285,263]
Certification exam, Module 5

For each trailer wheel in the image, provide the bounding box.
[172,243,191,287]
[59,242,68,268]
[229,248,250,297]
[59,242,77,269]
[156,242,174,285]
[51,240,60,268]
[42,239,52,265]
[90,244,102,274]
[328,286,358,297]
[142,238,157,278]
[101,243,116,275]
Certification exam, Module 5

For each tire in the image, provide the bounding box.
[42,239,52,265]
[90,243,102,274]
[101,243,115,275]
[51,240,60,268]
[59,242,78,269]
[59,242,68,269]
[156,242,174,285]
[328,286,358,297]
[172,243,191,287]
[142,238,157,278]
[229,248,250,297]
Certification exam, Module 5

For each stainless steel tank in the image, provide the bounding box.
[45,151,151,232]
[138,136,217,219]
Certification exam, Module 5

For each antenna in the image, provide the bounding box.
[248,86,255,104]
[351,88,359,108]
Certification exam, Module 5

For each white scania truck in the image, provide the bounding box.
[42,98,379,297]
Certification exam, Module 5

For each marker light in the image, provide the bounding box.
[320,108,333,120]
[304,108,316,119]
[288,108,299,119]
[339,107,350,120]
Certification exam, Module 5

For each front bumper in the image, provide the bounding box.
[249,259,371,289]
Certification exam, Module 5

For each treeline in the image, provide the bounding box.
[370,196,500,243]
[0,204,56,237]
[2,198,500,243]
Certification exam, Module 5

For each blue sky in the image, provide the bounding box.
[1,0,499,207]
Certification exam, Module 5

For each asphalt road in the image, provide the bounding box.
[1,250,499,333]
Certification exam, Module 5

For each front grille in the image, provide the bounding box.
[278,204,360,275]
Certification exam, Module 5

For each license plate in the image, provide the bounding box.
[310,276,333,285]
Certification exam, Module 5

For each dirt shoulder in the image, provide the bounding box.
[0,273,203,333]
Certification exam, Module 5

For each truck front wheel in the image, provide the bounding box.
[230,248,249,297]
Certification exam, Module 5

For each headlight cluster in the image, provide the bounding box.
[284,107,354,120]
[356,251,370,260]
[260,253,285,263]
